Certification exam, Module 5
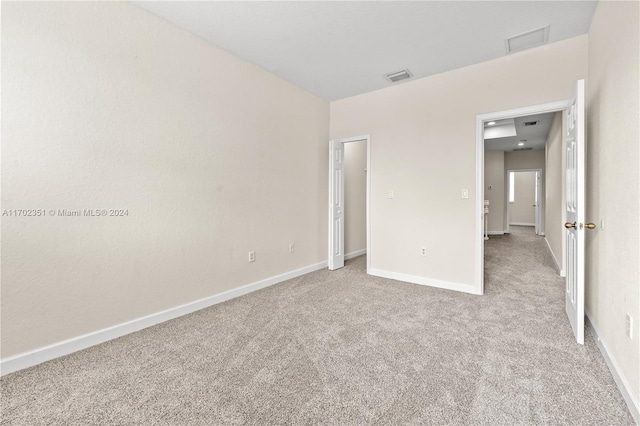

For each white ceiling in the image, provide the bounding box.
[484,112,556,152]
[131,1,597,101]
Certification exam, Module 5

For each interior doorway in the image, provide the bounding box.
[475,100,568,295]
[328,135,371,272]
[506,169,543,235]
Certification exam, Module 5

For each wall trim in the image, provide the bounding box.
[369,268,480,295]
[585,312,640,424]
[345,249,367,260]
[487,231,505,235]
[509,222,535,226]
[544,237,566,277]
[0,260,328,377]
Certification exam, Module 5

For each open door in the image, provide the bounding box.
[328,140,345,270]
[564,79,587,344]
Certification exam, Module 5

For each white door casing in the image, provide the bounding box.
[328,140,345,270]
[565,79,586,345]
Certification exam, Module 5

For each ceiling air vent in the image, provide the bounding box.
[505,25,550,54]
[385,69,413,83]
[523,120,539,126]
[514,147,533,151]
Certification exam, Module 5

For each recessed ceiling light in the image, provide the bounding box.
[487,121,496,126]
[517,142,525,146]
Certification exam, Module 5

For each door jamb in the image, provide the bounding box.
[328,135,371,273]
[476,101,568,295]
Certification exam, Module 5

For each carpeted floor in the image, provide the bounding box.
[1,226,634,425]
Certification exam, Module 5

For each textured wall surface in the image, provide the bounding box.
[1,2,329,357]
[586,0,640,405]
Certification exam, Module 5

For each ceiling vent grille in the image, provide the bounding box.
[505,25,550,54]
[385,69,413,83]
[514,147,533,151]
[523,120,539,126]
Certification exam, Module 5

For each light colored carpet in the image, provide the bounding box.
[1,226,634,425]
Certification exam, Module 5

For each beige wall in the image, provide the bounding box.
[510,171,536,225]
[586,0,640,406]
[331,36,587,289]
[484,151,505,233]
[1,2,329,358]
[344,141,367,255]
[544,112,565,274]
[504,150,545,232]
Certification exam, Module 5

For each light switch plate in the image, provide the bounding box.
[462,189,469,199]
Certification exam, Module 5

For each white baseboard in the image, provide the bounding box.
[543,237,565,277]
[369,268,479,295]
[487,231,505,235]
[345,249,366,260]
[509,222,535,226]
[586,312,640,424]
[0,260,328,377]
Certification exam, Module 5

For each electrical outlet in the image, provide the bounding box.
[420,247,427,256]
[289,243,295,253]
[248,251,255,263]
[461,189,469,199]
[388,189,395,199]
[626,314,633,339]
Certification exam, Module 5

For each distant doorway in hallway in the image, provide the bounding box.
[506,169,543,235]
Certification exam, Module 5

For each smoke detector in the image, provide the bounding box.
[385,69,413,83]
[505,26,550,54]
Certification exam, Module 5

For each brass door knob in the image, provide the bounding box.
[565,222,576,229]
[585,223,597,230]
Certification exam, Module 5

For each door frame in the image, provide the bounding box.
[475,100,568,294]
[506,168,543,234]
[328,135,371,273]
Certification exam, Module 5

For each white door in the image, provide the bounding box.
[565,79,586,344]
[328,141,345,270]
